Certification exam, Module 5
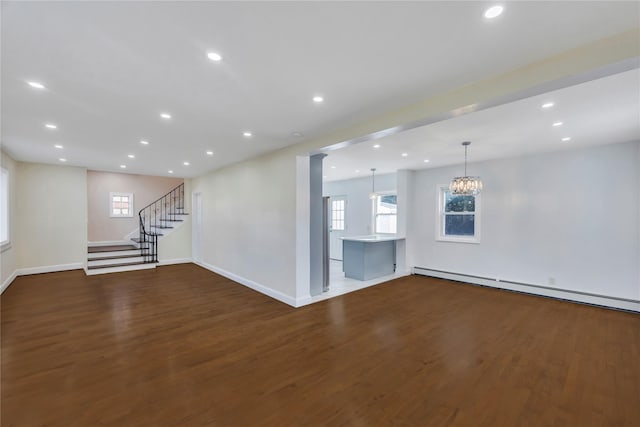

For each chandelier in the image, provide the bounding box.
[450,141,483,196]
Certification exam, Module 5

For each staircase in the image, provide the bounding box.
[86,183,188,275]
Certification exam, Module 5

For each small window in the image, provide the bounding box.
[1,167,9,246]
[437,187,480,243]
[374,193,397,234]
[110,192,134,217]
[331,198,345,231]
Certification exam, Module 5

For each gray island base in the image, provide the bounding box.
[341,235,405,281]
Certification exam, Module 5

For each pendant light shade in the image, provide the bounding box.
[369,168,377,200]
[450,141,483,196]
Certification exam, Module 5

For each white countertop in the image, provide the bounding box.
[340,234,405,242]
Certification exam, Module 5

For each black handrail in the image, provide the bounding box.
[138,183,185,263]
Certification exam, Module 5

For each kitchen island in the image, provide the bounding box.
[340,235,405,281]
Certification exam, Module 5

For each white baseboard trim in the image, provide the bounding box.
[88,240,130,247]
[294,296,314,308]
[158,258,192,266]
[17,263,84,276]
[414,267,640,313]
[1,270,18,295]
[195,260,297,307]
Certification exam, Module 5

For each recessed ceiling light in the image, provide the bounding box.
[120,165,126,169]
[206,151,214,156]
[292,132,303,137]
[355,169,360,173]
[373,144,381,149]
[484,5,504,19]
[54,144,63,149]
[553,121,563,127]
[127,154,135,159]
[59,158,67,162]
[207,52,222,61]
[45,123,57,129]
[423,159,430,163]
[330,166,336,169]
[243,131,252,137]
[28,81,45,89]
[541,102,554,109]
[140,140,149,145]
[168,170,174,174]
[323,175,327,179]
[313,96,324,103]
[160,113,172,119]
[183,161,190,166]
[561,137,572,142]
[401,153,408,157]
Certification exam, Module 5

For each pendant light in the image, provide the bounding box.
[369,168,377,200]
[450,141,483,195]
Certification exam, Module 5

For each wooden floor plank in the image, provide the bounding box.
[1,264,639,426]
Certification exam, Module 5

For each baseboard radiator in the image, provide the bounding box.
[413,267,640,313]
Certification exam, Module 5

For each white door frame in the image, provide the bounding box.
[192,192,202,263]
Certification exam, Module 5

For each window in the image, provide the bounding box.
[110,192,134,217]
[1,167,8,246]
[437,187,480,243]
[374,193,397,234]
[331,198,345,231]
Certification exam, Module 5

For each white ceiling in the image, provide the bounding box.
[323,68,640,181]
[2,1,638,178]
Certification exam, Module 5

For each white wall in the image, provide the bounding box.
[408,141,640,301]
[1,151,18,291]
[191,150,297,303]
[323,173,397,236]
[16,162,88,271]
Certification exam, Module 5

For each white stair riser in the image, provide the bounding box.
[85,263,156,275]
[88,249,142,258]
[88,256,146,267]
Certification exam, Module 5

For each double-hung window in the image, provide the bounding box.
[373,193,397,234]
[437,187,480,243]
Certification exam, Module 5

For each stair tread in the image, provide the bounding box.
[88,245,138,253]
[159,218,183,222]
[88,254,143,261]
[150,225,174,229]
[168,212,189,215]
[87,260,156,270]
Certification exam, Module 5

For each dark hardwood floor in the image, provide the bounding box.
[2,264,639,426]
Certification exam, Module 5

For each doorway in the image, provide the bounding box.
[328,195,347,260]
[192,192,202,263]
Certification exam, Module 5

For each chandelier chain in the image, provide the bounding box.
[464,144,468,176]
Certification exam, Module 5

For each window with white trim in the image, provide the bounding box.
[437,187,480,243]
[330,198,345,231]
[1,167,9,246]
[110,192,134,217]
[374,193,397,234]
